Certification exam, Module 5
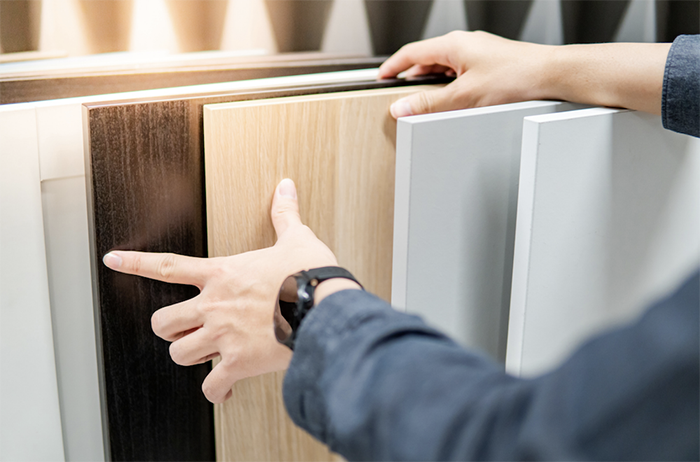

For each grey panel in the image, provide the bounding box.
[464,0,533,40]
[509,108,700,376]
[561,0,631,44]
[393,101,579,361]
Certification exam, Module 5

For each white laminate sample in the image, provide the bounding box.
[41,176,103,462]
[508,108,700,376]
[393,101,579,361]
[0,109,65,462]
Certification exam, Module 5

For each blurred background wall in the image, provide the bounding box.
[0,0,698,57]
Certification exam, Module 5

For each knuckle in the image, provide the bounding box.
[157,254,177,280]
[416,91,435,114]
[273,201,298,217]
[129,254,142,274]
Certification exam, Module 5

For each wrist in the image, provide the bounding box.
[538,44,569,102]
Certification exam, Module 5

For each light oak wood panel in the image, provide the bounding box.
[204,85,438,461]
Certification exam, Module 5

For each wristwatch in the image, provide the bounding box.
[274,266,363,350]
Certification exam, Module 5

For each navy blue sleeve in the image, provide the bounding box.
[283,269,699,461]
[662,35,700,138]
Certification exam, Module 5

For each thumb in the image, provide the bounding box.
[271,178,302,238]
[389,85,461,119]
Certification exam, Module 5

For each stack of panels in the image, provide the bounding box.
[84,76,445,461]
[391,103,699,378]
[2,58,433,461]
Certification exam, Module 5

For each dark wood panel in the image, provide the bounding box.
[84,73,452,461]
[1,55,385,104]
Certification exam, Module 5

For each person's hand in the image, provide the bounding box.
[379,31,554,118]
[380,30,671,118]
[102,179,339,403]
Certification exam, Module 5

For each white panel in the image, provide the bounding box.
[37,104,86,180]
[421,0,467,39]
[508,108,700,376]
[614,0,656,43]
[41,177,104,462]
[393,101,579,361]
[519,0,563,45]
[321,0,373,56]
[0,110,65,462]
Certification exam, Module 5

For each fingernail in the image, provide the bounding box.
[390,98,413,118]
[103,252,122,269]
[278,178,297,199]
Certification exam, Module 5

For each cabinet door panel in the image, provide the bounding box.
[203,85,438,460]
[509,108,700,376]
[393,101,580,361]
[0,109,65,461]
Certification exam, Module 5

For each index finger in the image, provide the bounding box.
[378,35,455,79]
[103,250,209,288]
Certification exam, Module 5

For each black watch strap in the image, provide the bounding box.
[275,266,362,350]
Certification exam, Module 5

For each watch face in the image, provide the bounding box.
[274,274,298,346]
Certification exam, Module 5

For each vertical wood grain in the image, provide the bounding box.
[203,85,438,460]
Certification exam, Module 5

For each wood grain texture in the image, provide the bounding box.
[203,85,439,461]
[85,77,445,461]
[1,55,384,104]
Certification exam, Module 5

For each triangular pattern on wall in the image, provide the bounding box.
[264,0,334,52]
[219,0,278,53]
[322,0,373,55]
[656,0,700,42]
[561,0,631,44]
[365,0,434,55]
[0,0,42,53]
[129,0,178,52]
[519,0,564,45]
[80,0,134,53]
[615,0,656,43]
[464,0,533,40]
[39,0,91,56]
[422,0,467,40]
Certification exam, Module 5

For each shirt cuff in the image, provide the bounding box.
[662,35,700,138]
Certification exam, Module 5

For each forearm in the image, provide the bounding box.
[542,42,671,115]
